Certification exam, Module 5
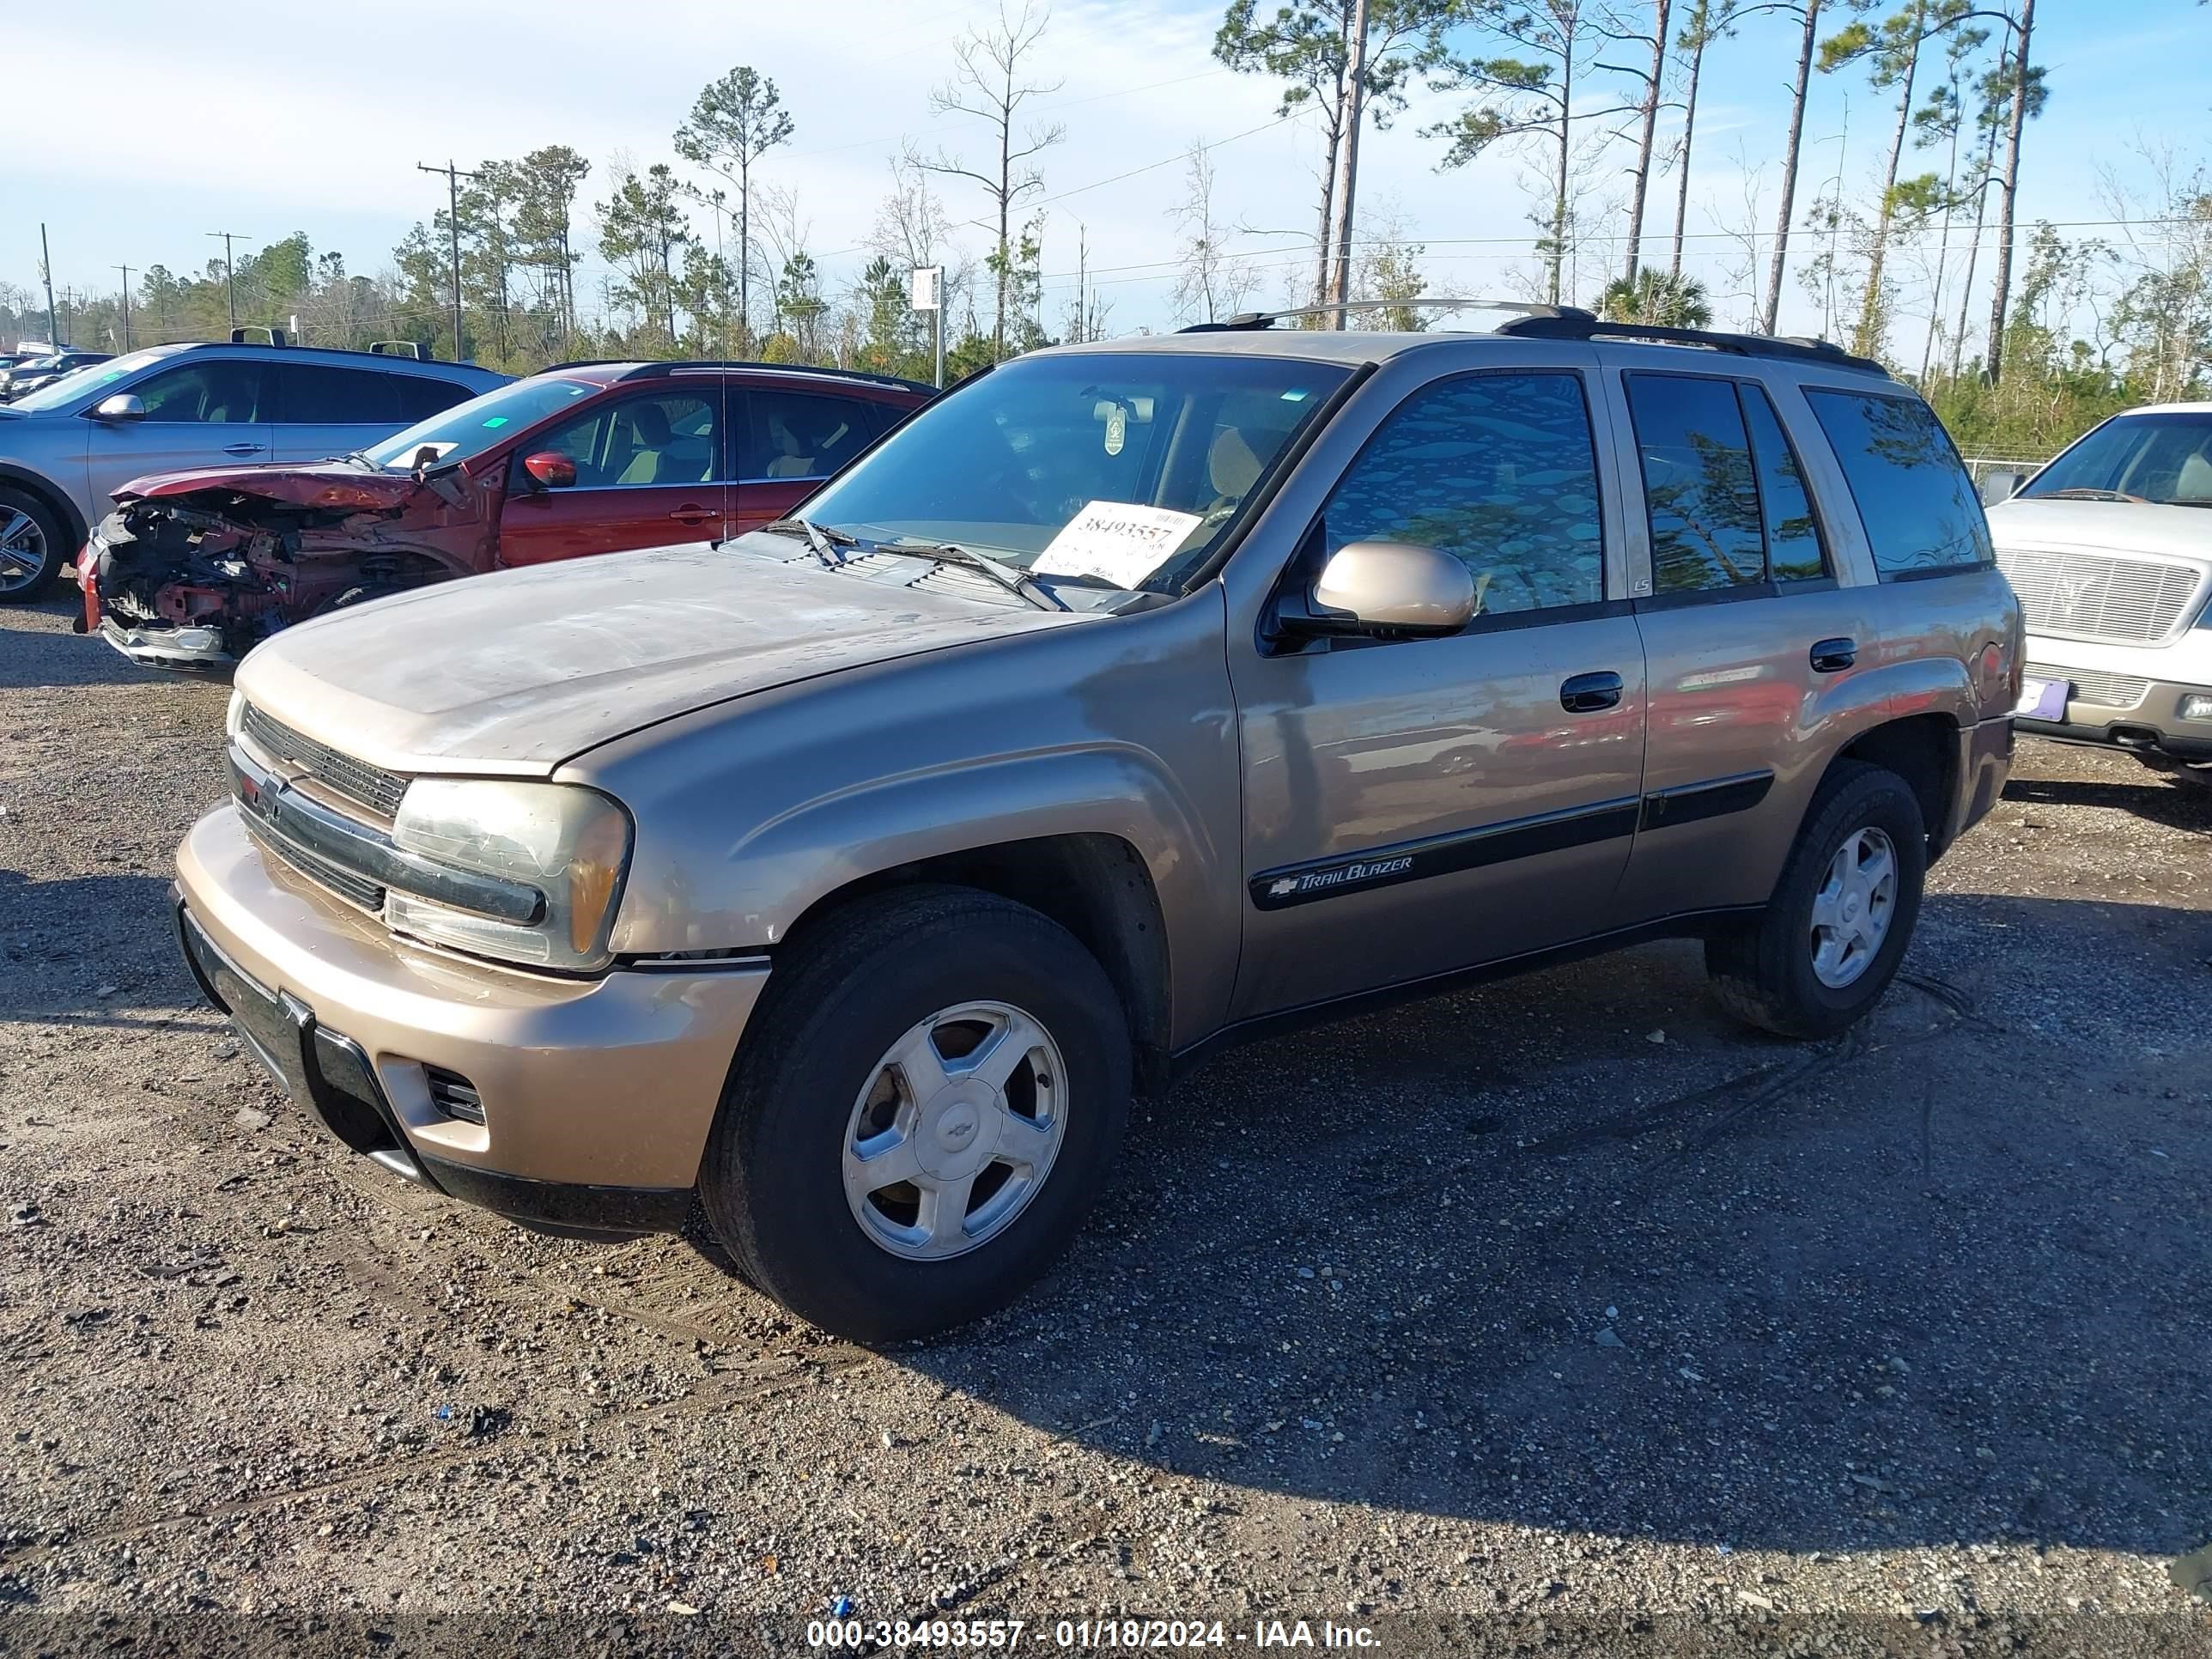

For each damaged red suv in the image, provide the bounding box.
[79,360,934,670]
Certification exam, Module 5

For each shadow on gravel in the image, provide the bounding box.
[2004,771,2212,833]
[0,872,196,1021]
[888,891,2211,1559]
[0,598,157,690]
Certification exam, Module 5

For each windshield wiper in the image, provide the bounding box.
[758,515,860,568]
[2042,488,2140,502]
[881,540,1067,611]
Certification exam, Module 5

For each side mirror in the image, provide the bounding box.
[521,450,576,489]
[91,392,146,422]
[1978,468,2027,506]
[1307,540,1476,637]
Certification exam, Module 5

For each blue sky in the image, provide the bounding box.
[4,0,2205,344]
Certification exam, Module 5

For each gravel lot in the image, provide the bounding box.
[3,593,2209,1657]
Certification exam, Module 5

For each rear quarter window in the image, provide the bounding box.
[1803,388,1992,578]
[397,376,476,421]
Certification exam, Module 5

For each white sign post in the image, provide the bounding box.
[911,264,945,389]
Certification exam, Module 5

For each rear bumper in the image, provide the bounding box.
[174,803,768,1235]
[1944,714,2015,849]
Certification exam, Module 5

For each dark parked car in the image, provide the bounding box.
[0,349,112,402]
[80,360,935,669]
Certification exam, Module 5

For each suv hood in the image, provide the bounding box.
[1987,496,2212,565]
[116,460,427,514]
[234,541,1091,775]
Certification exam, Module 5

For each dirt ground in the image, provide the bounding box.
[3,592,2209,1658]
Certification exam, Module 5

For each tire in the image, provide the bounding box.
[699,885,1132,1343]
[1705,760,1928,1040]
[0,485,69,603]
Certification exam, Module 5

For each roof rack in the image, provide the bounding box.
[617,359,939,395]
[1492,312,1889,375]
[171,337,483,372]
[1180,299,1592,334]
[368,340,423,359]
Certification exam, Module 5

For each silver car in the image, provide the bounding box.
[1984,403,2212,787]
[0,341,506,600]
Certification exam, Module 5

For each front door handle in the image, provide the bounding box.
[1810,637,1857,673]
[667,505,715,526]
[1560,671,1624,713]
[222,442,266,457]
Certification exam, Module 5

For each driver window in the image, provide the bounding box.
[131,362,265,424]
[531,393,720,488]
[1317,372,1605,617]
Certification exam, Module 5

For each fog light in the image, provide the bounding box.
[173,627,218,653]
[2180,693,2212,722]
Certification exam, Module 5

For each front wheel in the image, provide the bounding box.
[1705,761,1928,1040]
[700,886,1131,1342]
[0,486,68,603]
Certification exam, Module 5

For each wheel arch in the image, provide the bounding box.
[0,465,88,551]
[775,832,1176,1093]
[1832,712,1960,860]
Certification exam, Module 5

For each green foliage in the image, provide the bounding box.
[596,163,691,344]
[1595,269,1713,326]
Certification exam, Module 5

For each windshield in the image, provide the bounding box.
[799,351,1349,592]
[10,347,173,412]
[361,376,599,470]
[2019,411,2212,506]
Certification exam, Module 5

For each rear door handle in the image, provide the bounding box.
[668,505,715,526]
[1560,671,1624,713]
[222,442,266,457]
[1810,637,1857,673]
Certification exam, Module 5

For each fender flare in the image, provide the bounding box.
[0,463,88,550]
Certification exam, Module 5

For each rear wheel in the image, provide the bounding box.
[700,886,1131,1342]
[0,486,68,603]
[1706,761,1928,1040]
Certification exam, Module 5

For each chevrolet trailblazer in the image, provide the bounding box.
[172,308,2020,1341]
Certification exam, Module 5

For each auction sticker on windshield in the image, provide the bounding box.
[1034,501,1202,588]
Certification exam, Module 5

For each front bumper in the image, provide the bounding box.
[175,803,768,1237]
[2014,631,2212,762]
[99,616,238,672]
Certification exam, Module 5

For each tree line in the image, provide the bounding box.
[8,0,2209,457]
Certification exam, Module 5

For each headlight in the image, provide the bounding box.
[385,780,632,971]
[224,690,245,739]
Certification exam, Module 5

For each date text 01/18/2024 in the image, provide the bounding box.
[804,1617,1382,1650]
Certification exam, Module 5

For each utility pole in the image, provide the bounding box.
[417,160,480,362]
[1325,0,1371,328]
[39,223,57,346]
[114,265,133,351]
[207,231,249,335]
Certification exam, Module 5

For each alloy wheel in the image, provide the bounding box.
[841,1000,1066,1261]
[0,508,47,594]
[1808,826,1898,988]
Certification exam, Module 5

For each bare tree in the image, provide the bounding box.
[918,1,1065,361]
[1982,0,2037,382]
[1172,143,1261,325]
[1909,18,1988,380]
[1761,0,1826,335]
[1668,0,1737,279]
[1602,0,1674,283]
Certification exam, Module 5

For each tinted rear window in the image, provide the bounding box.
[396,376,476,421]
[1803,389,1991,577]
[278,364,400,424]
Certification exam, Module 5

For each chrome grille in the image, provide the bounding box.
[2024,663,2151,711]
[244,817,387,913]
[1996,547,2204,644]
[239,703,408,819]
